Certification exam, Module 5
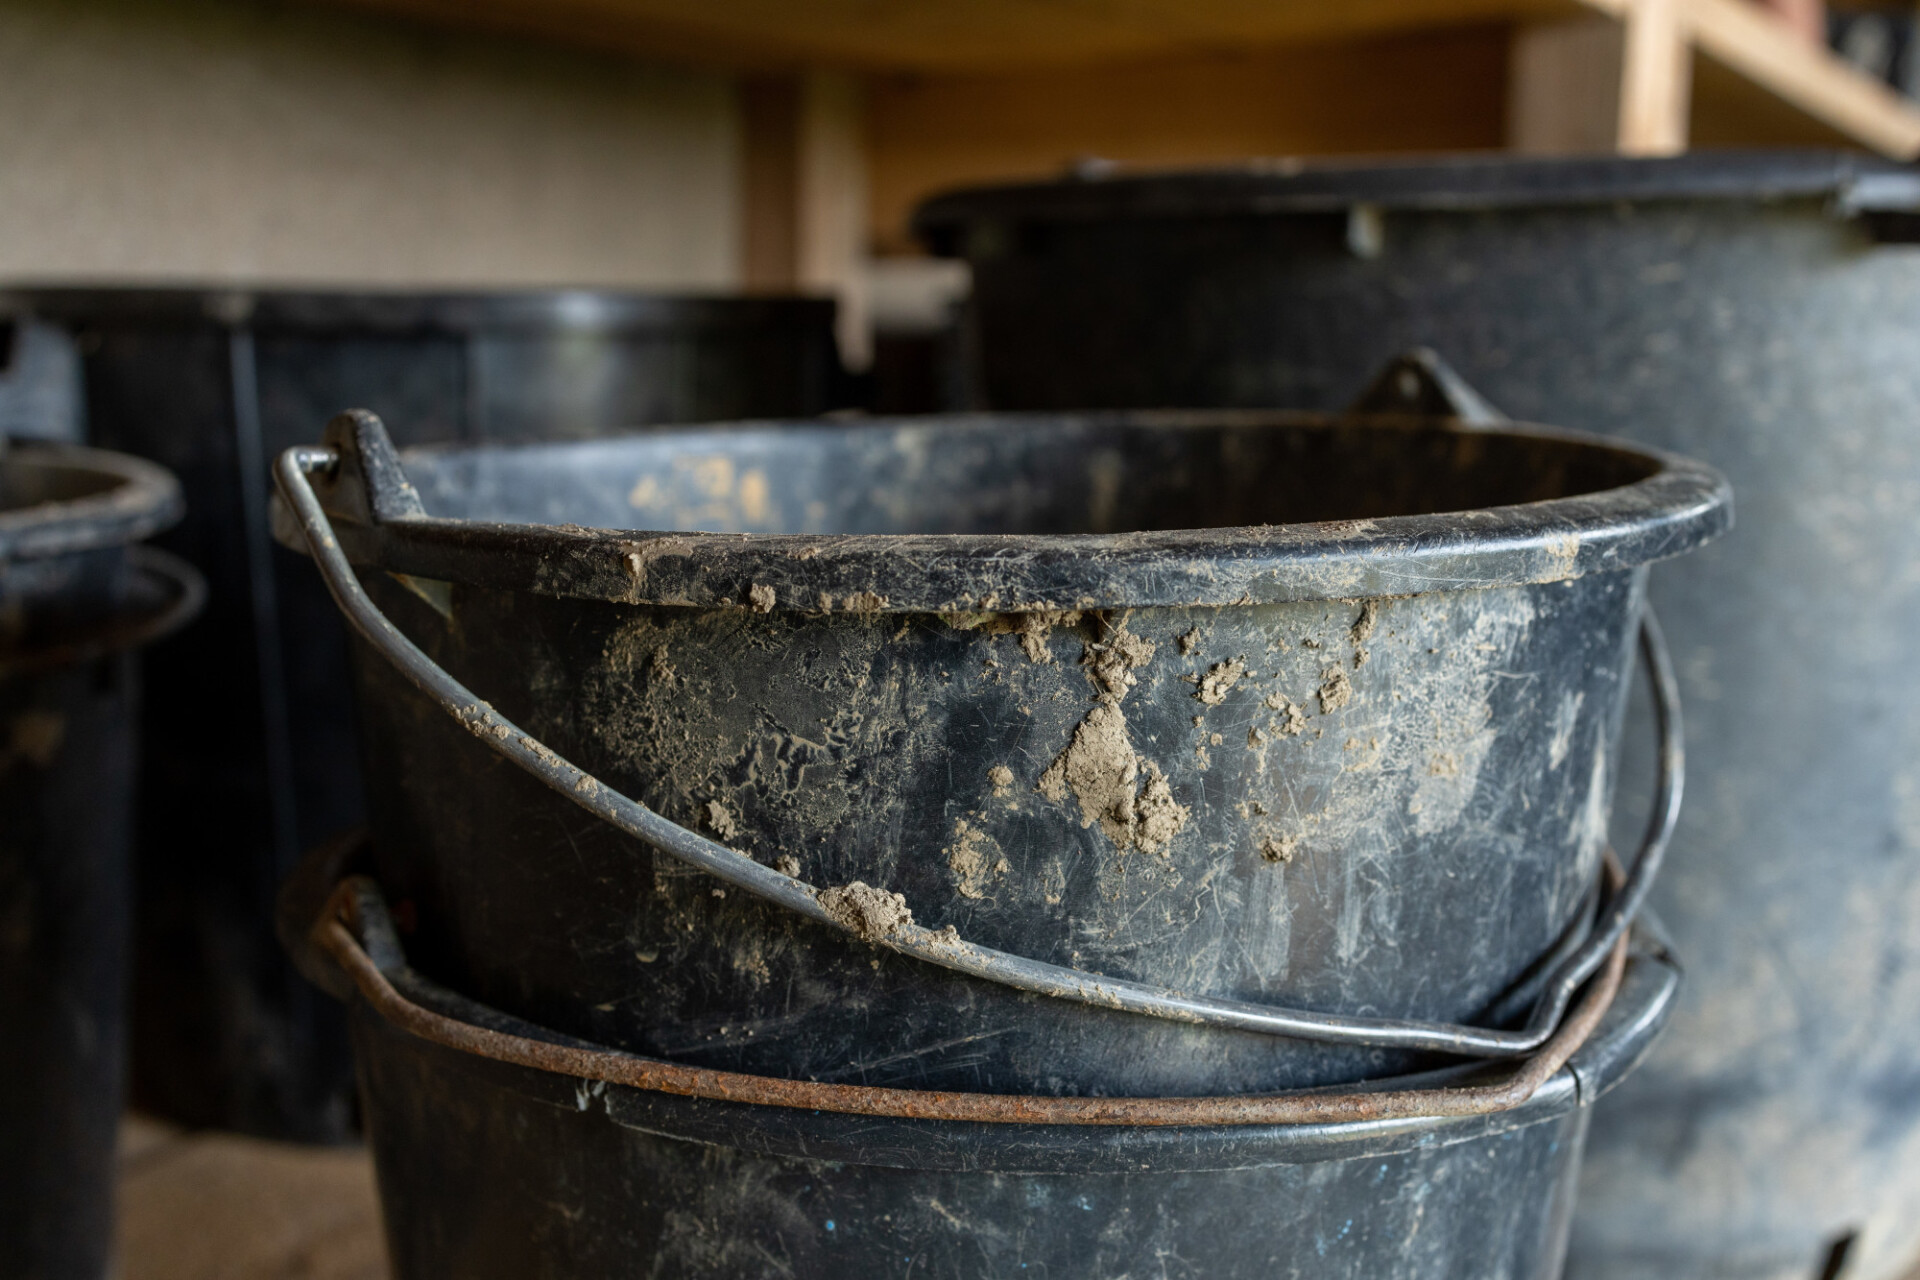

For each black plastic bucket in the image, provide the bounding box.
[915,149,1920,1280]
[279,833,1679,1280]
[272,367,1724,1273]
[2,286,846,1142]
[0,440,198,1280]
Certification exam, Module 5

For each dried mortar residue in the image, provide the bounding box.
[941,609,1084,664]
[988,764,1015,795]
[1083,627,1157,701]
[945,817,1010,899]
[747,583,776,613]
[774,854,802,877]
[1260,834,1300,864]
[1351,600,1380,645]
[1264,693,1308,736]
[1318,666,1354,713]
[706,800,738,841]
[818,881,913,940]
[1036,620,1191,855]
[1176,627,1201,655]
[1195,656,1248,705]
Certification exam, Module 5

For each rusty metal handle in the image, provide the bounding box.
[311,868,1628,1129]
[276,441,1679,1059]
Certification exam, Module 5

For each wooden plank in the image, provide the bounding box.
[868,26,1513,254]
[1688,0,1920,156]
[1617,0,1692,153]
[738,73,870,365]
[315,0,1575,71]
[1508,17,1627,153]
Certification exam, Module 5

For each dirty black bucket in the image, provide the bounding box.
[2,285,846,1142]
[283,835,1680,1280]
[271,367,1724,1273]
[915,149,1920,1279]
[0,439,198,1280]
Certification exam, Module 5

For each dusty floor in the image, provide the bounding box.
[117,1116,386,1280]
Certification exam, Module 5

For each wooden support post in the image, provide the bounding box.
[1508,16,1629,154]
[739,71,870,369]
[1617,0,1692,154]
[1509,0,1691,155]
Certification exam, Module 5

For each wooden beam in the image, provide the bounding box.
[1617,0,1691,154]
[1688,0,1920,157]
[738,72,870,366]
[1508,17,1627,153]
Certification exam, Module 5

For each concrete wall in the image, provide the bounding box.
[0,0,739,289]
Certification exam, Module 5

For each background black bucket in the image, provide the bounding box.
[0,440,197,1280]
[915,149,1920,1280]
[2,286,847,1143]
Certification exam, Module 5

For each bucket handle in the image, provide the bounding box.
[275,441,1681,1060]
[306,857,1635,1127]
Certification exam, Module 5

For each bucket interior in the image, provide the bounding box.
[0,455,125,516]
[404,416,1658,538]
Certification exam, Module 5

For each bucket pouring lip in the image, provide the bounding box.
[0,439,184,563]
[281,409,1729,613]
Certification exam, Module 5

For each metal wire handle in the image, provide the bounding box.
[276,443,1682,1059]
[310,866,1632,1128]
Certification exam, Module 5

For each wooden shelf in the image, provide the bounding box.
[324,0,1579,72]
[324,0,1920,160]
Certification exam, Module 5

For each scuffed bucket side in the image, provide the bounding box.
[0,654,138,1280]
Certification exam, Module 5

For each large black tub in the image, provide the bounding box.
[916,148,1920,1280]
[271,367,1725,1275]
[3,286,845,1142]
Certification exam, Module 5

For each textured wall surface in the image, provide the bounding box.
[0,0,738,289]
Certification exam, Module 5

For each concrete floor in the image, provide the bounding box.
[117,1117,385,1280]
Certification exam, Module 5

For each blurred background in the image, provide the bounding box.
[4,1,1918,1277]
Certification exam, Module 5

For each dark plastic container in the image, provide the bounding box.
[272,374,1722,1273]
[2,286,845,1142]
[916,149,1920,1279]
[0,440,196,1280]
[282,844,1681,1280]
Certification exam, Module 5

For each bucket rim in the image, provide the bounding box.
[0,285,837,338]
[912,148,1920,250]
[348,937,1676,1175]
[0,439,183,563]
[295,409,1731,612]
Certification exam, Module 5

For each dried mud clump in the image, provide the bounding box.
[774,854,802,878]
[747,583,776,613]
[1260,835,1300,864]
[1195,656,1248,705]
[1265,693,1308,736]
[988,764,1015,795]
[1038,705,1190,856]
[946,818,1010,899]
[706,800,738,841]
[818,881,913,941]
[1351,600,1380,645]
[1083,628,1157,702]
[1318,666,1354,714]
